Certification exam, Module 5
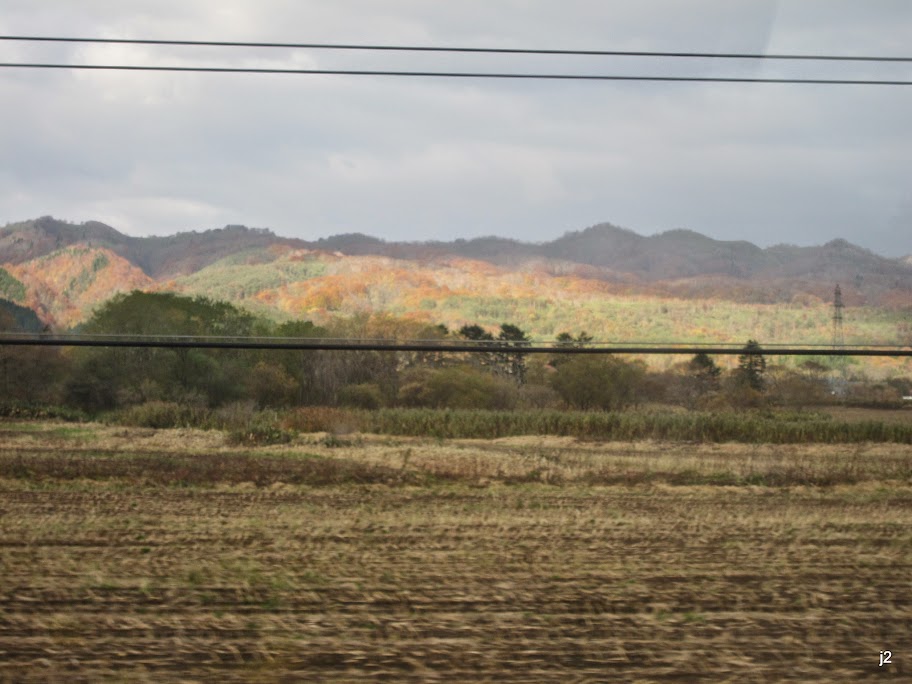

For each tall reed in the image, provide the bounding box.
[353,408,912,444]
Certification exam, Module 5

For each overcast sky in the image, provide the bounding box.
[1,0,910,256]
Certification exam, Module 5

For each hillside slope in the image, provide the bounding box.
[6,217,911,291]
[5,246,153,327]
[2,218,910,344]
[310,224,912,285]
[158,247,908,356]
[0,217,307,279]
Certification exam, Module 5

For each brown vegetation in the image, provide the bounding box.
[0,421,909,681]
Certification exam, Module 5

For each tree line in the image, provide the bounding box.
[0,291,908,414]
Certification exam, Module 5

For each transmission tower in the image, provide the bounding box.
[832,284,845,348]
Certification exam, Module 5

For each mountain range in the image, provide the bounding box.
[1,217,910,345]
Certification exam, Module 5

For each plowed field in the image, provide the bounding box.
[1,422,909,681]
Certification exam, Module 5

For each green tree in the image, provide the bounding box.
[552,331,593,367]
[555,331,593,348]
[458,324,497,373]
[666,353,723,409]
[399,322,451,371]
[549,355,645,411]
[319,316,401,406]
[689,352,721,390]
[80,291,257,337]
[273,319,329,405]
[247,361,298,408]
[0,305,67,405]
[66,291,266,410]
[496,323,531,384]
[458,324,494,342]
[736,340,767,392]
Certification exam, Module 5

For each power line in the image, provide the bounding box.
[0,335,910,356]
[2,35,910,63]
[0,332,907,348]
[1,62,910,85]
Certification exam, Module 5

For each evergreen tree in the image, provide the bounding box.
[458,324,494,342]
[553,331,594,367]
[458,324,496,372]
[737,340,767,392]
[555,331,593,348]
[689,352,721,389]
[497,323,531,384]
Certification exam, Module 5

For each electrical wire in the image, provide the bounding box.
[1,35,910,63]
[0,332,905,348]
[3,35,907,85]
[0,62,910,85]
[0,335,908,356]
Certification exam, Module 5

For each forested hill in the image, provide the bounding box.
[312,226,912,286]
[2,216,911,329]
[0,216,308,279]
[0,297,44,332]
[4,216,911,284]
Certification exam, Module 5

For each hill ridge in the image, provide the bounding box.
[2,216,911,329]
[4,216,909,279]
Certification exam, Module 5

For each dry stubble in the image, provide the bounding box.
[0,422,909,682]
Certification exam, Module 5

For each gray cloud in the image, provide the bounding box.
[1,1,910,255]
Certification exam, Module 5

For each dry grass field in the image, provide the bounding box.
[1,421,910,682]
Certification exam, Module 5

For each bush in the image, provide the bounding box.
[211,400,258,430]
[109,401,212,429]
[108,400,295,445]
[885,377,912,397]
[281,406,362,434]
[338,383,384,410]
[0,401,87,422]
[225,412,294,446]
[768,371,829,408]
[397,366,518,410]
[247,361,298,408]
[516,383,561,409]
[549,356,646,410]
[721,380,769,410]
[844,383,904,409]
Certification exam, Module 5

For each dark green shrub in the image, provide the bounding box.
[549,356,646,410]
[338,383,384,410]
